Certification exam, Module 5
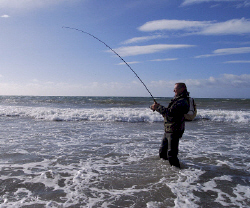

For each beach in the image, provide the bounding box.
[0,96,249,207]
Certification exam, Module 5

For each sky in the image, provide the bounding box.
[0,0,250,98]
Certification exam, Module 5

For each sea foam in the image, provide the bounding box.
[0,105,249,123]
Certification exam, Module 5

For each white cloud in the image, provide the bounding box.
[116,58,178,65]
[1,14,10,18]
[122,35,165,44]
[196,47,250,58]
[151,74,250,89]
[200,18,250,35]
[181,0,250,7]
[148,74,250,97]
[224,60,250,63]
[138,18,250,36]
[220,74,250,87]
[150,58,178,62]
[116,61,141,65]
[138,19,212,32]
[0,80,151,97]
[237,0,250,8]
[0,74,249,97]
[0,0,76,10]
[113,44,195,57]
[213,47,250,55]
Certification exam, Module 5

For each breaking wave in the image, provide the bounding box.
[0,106,249,123]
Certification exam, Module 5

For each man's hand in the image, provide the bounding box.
[150,101,159,111]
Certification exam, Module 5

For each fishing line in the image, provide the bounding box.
[62,26,156,102]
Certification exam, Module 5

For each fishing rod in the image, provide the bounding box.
[62,26,156,103]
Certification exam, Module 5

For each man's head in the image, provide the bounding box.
[174,83,187,96]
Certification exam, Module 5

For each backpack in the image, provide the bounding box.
[184,97,197,121]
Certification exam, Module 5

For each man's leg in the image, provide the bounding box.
[167,133,181,168]
[159,133,168,160]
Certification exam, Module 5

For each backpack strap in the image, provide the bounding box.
[184,97,197,121]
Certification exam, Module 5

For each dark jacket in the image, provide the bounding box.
[155,92,189,133]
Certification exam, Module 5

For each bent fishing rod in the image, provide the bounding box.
[62,26,156,103]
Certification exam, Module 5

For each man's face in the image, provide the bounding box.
[173,84,183,96]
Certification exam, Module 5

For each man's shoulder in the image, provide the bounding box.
[176,96,189,104]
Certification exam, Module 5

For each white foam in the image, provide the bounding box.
[201,175,250,207]
[197,109,250,123]
[0,102,249,207]
[167,168,205,208]
[0,105,249,123]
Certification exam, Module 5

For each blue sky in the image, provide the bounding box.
[0,0,250,98]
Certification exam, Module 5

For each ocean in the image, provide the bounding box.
[0,96,249,208]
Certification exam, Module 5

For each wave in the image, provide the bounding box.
[0,106,162,123]
[197,109,250,123]
[0,106,249,123]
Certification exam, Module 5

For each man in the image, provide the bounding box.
[150,83,190,168]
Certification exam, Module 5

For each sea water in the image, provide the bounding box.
[0,96,249,208]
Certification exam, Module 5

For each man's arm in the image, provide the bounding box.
[150,102,168,115]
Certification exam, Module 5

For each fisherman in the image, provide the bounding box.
[150,83,190,168]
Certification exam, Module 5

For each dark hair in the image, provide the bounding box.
[175,83,187,90]
[176,83,190,96]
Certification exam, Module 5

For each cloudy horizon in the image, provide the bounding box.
[0,0,249,98]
